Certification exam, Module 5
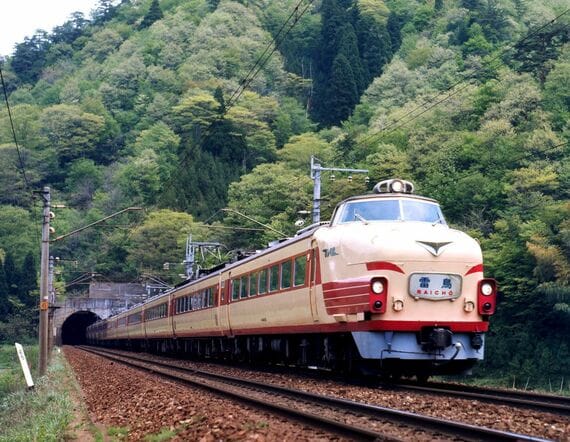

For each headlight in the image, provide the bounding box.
[391,180,403,192]
[371,280,384,294]
[481,282,493,296]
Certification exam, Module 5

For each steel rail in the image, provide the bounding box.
[78,347,548,442]
[78,347,392,441]
[391,381,570,417]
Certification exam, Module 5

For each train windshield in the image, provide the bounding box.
[335,198,446,225]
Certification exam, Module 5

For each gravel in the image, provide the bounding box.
[64,347,346,441]
[65,347,570,441]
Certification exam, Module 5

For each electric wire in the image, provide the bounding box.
[454,139,569,185]
[225,0,315,110]
[158,0,315,203]
[355,8,570,145]
[0,65,42,248]
[0,66,31,189]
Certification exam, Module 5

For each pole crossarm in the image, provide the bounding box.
[310,156,369,224]
[51,207,143,242]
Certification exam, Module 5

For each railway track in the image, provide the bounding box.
[77,346,549,441]
[391,380,570,417]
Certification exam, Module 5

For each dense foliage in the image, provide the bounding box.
[0,0,568,387]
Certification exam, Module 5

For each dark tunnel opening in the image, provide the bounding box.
[61,311,100,345]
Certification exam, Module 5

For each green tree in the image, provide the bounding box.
[40,105,106,167]
[18,252,37,308]
[0,206,37,262]
[277,133,332,170]
[323,54,359,125]
[10,31,51,84]
[64,159,104,209]
[337,24,366,94]
[140,0,163,29]
[0,258,11,318]
[543,58,570,130]
[127,210,206,282]
[355,9,392,82]
[3,253,19,297]
[225,163,313,248]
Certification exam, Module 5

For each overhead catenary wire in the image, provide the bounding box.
[0,66,31,189]
[356,8,570,145]
[224,0,315,110]
[159,0,315,204]
[0,65,42,248]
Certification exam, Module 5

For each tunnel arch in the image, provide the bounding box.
[60,311,100,345]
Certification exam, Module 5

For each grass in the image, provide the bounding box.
[143,427,177,441]
[0,344,38,400]
[441,374,570,396]
[0,345,75,442]
[107,426,130,440]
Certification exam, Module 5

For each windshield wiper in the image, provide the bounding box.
[355,213,369,225]
[432,215,444,226]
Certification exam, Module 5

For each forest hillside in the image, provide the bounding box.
[0,0,568,386]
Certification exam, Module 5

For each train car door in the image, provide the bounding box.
[169,293,176,338]
[217,274,232,336]
[309,245,320,321]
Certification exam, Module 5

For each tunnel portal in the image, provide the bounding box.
[60,311,100,345]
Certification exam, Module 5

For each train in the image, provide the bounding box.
[86,178,497,379]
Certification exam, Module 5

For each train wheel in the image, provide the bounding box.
[416,374,430,384]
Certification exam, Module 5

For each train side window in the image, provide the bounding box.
[281,260,292,289]
[249,272,258,296]
[240,275,249,298]
[259,269,268,294]
[231,278,240,300]
[294,255,306,286]
[269,265,279,292]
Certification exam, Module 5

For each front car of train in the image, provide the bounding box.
[314,179,497,377]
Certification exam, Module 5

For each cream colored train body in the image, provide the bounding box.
[87,180,497,377]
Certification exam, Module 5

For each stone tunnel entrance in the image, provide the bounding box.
[60,311,100,345]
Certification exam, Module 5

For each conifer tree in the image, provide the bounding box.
[355,11,392,83]
[140,0,163,30]
[0,259,11,318]
[19,252,38,307]
[337,24,366,94]
[214,86,226,114]
[323,54,358,125]
[3,253,18,296]
[317,0,347,76]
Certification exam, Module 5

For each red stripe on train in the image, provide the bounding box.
[324,294,369,307]
[225,321,489,336]
[465,264,484,275]
[366,261,405,273]
[323,286,368,299]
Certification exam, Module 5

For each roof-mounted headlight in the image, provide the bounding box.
[373,179,415,194]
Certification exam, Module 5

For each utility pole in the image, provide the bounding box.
[38,187,50,376]
[310,156,369,224]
